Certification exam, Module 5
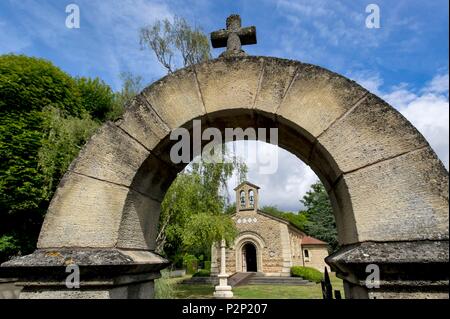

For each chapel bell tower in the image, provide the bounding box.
[234,181,260,212]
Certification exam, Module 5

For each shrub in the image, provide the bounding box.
[204,261,211,271]
[0,54,115,262]
[192,269,211,277]
[0,235,19,262]
[290,266,323,283]
[75,77,116,122]
[0,55,83,262]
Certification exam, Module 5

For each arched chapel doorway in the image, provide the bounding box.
[1,55,448,299]
[242,243,258,272]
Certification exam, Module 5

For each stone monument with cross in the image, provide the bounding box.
[210,15,258,299]
[211,14,257,57]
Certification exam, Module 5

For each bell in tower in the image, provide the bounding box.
[234,181,260,212]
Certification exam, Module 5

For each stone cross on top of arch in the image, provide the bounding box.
[211,14,257,57]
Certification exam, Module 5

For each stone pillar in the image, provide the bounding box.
[214,239,233,298]
[325,241,449,299]
[0,248,169,299]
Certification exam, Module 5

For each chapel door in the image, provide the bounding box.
[242,243,257,272]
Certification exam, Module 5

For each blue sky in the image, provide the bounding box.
[1,1,448,90]
[1,0,448,211]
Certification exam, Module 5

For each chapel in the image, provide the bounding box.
[211,181,330,277]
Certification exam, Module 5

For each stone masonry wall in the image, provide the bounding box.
[302,245,330,272]
[226,210,287,274]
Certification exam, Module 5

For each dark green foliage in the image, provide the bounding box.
[0,55,82,115]
[0,235,19,262]
[290,266,323,283]
[300,182,339,251]
[0,54,120,262]
[0,110,46,214]
[204,260,211,271]
[75,77,115,122]
[0,55,87,261]
[192,269,211,277]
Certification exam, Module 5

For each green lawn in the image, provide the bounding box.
[171,274,344,299]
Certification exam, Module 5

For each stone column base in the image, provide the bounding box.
[214,274,233,298]
[213,285,233,298]
[326,240,449,299]
[0,248,169,299]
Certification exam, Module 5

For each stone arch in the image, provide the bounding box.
[2,56,448,299]
[234,232,265,273]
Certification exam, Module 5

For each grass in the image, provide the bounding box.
[171,273,344,299]
[175,283,215,299]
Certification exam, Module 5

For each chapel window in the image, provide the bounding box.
[304,249,310,261]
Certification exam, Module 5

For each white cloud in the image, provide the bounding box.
[383,75,449,169]
[382,84,418,109]
[397,92,449,168]
[424,73,449,95]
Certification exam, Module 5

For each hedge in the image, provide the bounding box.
[290,266,323,283]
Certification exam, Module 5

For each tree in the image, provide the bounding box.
[0,54,118,262]
[300,182,339,251]
[38,106,100,199]
[75,77,115,122]
[76,72,144,123]
[140,16,211,73]
[156,148,246,265]
[0,55,82,115]
[0,55,87,261]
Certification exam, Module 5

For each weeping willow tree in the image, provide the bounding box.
[156,145,247,267]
